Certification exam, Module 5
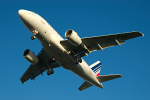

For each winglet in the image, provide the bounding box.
[136,31,144,37]
[142,33,144,37]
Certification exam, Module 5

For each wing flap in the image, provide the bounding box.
[96,74,122,82]
[90,40,125,52]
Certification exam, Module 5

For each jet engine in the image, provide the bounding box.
[23,49,39,65]
[65,29,82,47]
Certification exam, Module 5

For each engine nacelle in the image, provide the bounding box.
[65,29,82,47]
[23,49,39,65]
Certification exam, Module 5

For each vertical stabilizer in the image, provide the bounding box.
[89,61,101,76]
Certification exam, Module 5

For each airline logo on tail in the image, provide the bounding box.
[90,61,101,76]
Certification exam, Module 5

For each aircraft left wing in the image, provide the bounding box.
[20,49,60,84]
[60,31,143,57]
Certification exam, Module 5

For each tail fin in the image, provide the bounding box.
[90,61,101,76]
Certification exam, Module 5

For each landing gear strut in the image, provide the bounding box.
[77,57,82,63]
[74,54,82,64]
[47,68,54,75]
[71,51,82,64]
[31,29,38,40]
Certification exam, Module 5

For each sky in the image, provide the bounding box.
[0,0,150,100]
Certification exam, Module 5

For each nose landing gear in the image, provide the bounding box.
[31,36,36,40]
[31,29,38,40]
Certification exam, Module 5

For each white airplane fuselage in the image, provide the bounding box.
[18,10,103,88]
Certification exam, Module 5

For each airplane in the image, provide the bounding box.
[18,9,143,91]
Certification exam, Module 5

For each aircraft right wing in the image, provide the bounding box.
[20,49,60,84]
[60,31,143,57]
[81,31,143,52]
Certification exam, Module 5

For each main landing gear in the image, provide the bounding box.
[70,51,82,64]
[74,53,82,64]
[75,56,82,64]
[47,68,54,75]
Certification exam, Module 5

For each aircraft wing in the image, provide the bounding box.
[20,49,60,84]
[60,31,143,57]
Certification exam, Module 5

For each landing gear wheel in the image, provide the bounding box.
[31,36,36,40]
[75,57,82,64]
[47,68,54,76]
[50,69,54,74]
[78,57,82,63]
[47,70,51,75]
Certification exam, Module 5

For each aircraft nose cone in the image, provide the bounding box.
[18,9,23,17]
[18,9,34,32]
[18,9,30,23]
[18,9,28,18]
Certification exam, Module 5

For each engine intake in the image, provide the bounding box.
[65,29,82,47]
[23,49,39,65]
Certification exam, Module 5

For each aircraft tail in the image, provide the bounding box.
[88,61,122,90]
[78,61,101,91]
[78,61,122,91]
[89,61,101,76]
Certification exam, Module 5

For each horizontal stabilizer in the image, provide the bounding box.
[96,74,122,82]
[78,81,93,91]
